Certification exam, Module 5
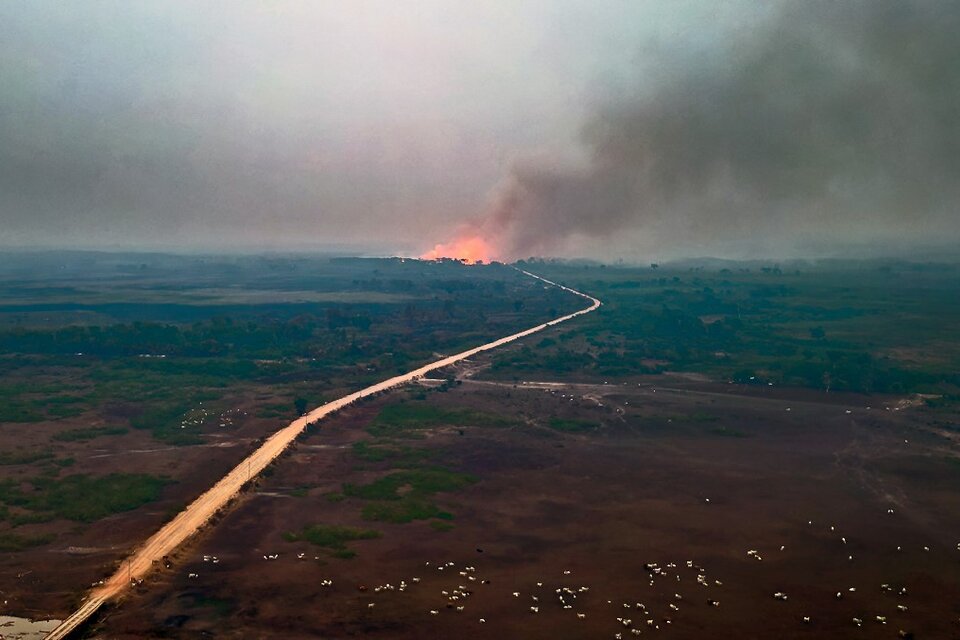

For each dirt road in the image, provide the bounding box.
[44,270,599,640]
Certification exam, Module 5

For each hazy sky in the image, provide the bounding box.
[1,1,957,260]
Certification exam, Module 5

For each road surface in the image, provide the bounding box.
[45,270,599,639]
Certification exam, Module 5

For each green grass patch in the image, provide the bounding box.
[343,467,474,524]
[547,417,597,433]
[0,473,169,523]
[0,399,44,423]
[283,524,381,551]
[183,593,235,617]
[53,426,129,442]
[257,402,293,418]
[361,500,454,524]
[368,402,512,438]
[129,402,207,445]
[351,440,392,462]
[430,520,455,532]
[44,395,89,418]
[0,385,91,422]
[351,440,434,465]
[8,511,56,526]
[342,468,476,501]
[0,450,55,466]
[0,532,54,551]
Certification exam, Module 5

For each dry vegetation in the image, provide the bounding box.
[1,253,959,638]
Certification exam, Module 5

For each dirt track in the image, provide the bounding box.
[44,271,599,640]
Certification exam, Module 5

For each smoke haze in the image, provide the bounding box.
[1,1,957,260]
[481,0,960,259]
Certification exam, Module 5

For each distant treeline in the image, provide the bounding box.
[491,266,960,396]
[0,317,346,358]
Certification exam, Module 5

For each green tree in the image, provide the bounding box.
[294,397,309,416]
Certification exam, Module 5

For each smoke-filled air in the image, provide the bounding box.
[431,0,960,261]
[2,1,958,260]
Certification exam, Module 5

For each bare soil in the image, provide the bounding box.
[87,375,960,639]
[0,386,310,618]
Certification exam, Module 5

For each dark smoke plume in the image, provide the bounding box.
[482,0,960,259]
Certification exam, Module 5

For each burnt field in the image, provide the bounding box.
[2,255,958,638]
[0,252,578,617]
[91,371,960,639]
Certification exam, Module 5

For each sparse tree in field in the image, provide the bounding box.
[294,397,308,416]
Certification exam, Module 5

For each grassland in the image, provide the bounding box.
[0,473,168,524]
[283,524,382,552]
[2,251,959,623]
[53,253,960,639]
[547,417,598,433]
[52,426,129,442]
[0,253,576,451]
[343,425,478,524]
[0,248,581,621]
[366,401,514,438]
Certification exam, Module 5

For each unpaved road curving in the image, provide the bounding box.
[45,270,599,640]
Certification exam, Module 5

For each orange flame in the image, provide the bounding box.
[420,235,494,264]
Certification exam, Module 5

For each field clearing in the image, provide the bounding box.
[93,373,960,639]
